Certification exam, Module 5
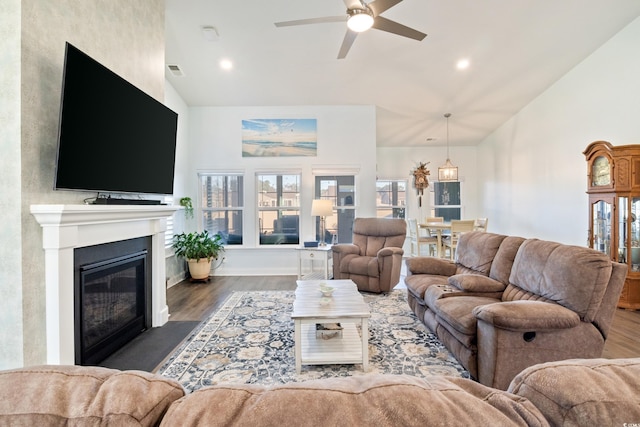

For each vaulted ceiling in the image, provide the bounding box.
[165,0,640,147]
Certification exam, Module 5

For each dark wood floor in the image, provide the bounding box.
[166,274,640,360]
[166,275,298,322]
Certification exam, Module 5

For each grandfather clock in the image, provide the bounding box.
[584,140,640,309]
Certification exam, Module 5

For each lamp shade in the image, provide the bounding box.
[438,160,458,181]
[311,199,333,217]
[438,113,458,181]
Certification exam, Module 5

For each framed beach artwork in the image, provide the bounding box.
[242,118,317,157]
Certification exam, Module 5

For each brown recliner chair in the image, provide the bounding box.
[332,218,406,293]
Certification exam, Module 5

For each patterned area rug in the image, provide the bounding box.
[159,290,469,392]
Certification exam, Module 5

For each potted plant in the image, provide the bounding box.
[179,197,194,219]
[173,230,225,280]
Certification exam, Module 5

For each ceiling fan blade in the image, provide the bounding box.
[275,16,346,27]
[368,0,403,16]
[343,0,363,9]
[337,29,358,59]
[372,15,426,41]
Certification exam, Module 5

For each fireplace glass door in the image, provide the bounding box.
[78,250,148,365]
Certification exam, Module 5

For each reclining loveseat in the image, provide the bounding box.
[405,231,627,390]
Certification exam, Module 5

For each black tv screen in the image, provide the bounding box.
[54,42,178,196]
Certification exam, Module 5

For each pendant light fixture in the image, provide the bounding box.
[438,113,458,181]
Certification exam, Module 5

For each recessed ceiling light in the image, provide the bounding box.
[219,59,233,70]
[456,58,470,70]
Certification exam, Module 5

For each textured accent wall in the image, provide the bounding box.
[14,0,164,367]
[0,0,24,369]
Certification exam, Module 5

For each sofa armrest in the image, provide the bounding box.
[377,247,404,257]
[448,274,506,292]
[0,365,184,426]
[508,358,640,427]
[332,244,360,255]
[473,301,580,331]
[406,257,456,276]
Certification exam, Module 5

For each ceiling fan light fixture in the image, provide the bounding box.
[347,8,374,32]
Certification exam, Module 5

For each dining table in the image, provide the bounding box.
[418,222,452,258]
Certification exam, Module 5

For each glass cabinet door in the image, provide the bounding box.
[631,197,640,271]
[618,197,628,264]
[592,200,612,256]
[617,197,640,271]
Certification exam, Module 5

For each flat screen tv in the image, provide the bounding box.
[54,42,178,196]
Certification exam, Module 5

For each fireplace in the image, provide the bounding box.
[31,204,178,365]
[75,237,151,365]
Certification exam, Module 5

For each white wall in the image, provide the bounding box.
[477,16,640,245]
[181,105,377,275]
[377,145,480,223]
[165,80,190,211]
[164,80,191,285]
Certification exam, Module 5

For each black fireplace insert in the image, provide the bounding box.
[74,237,151,365]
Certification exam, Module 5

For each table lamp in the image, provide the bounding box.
[311,199,333,246]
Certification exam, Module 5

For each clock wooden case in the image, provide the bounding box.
[584,140,640,309]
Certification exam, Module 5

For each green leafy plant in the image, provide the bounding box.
[179,197,194,219]
[173,231,225,261]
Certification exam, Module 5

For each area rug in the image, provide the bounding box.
[158,290,469,392]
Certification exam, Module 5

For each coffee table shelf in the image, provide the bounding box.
[292,280,370,373]
[298,321,364,366]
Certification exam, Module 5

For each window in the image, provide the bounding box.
[199,173,244,245]
[431,182,461,221]
[258,173,300,245]
[315,175,356,244]
[376,180,407,219]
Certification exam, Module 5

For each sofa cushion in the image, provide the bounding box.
[424,284,467,307]
[456,232,508,275]
[0,365,184,426]
[433,296,500,336]
[448,274,506,292]
[509,358,640,427]
[509,239,612,322]
[161,374,546,427]
[489,236,526,283]
[342,255,379,277]
[406,274,449,301]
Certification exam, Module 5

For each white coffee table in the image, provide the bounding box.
[291,279,370,373]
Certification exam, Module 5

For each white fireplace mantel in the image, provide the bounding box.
[31,204,179,364]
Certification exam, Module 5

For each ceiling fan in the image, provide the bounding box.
[274,0,426,59]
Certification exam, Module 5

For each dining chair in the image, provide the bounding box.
[425,216,444,223]
[474,218,489,232]
[407,218,438,256]
[442,219,476,260]
[426,216,448,238]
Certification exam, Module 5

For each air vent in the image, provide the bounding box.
[166,64,184,77]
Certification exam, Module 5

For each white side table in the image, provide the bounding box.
[296,245,333,280]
